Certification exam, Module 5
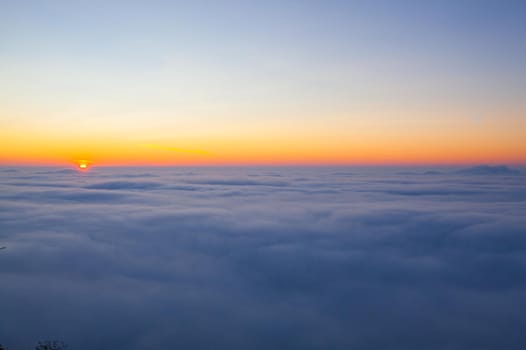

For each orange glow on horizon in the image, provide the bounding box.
[1,120,525,167]
[1,147,524,167]
[1,145,525,167]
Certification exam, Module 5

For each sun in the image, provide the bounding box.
[76,160,91,171]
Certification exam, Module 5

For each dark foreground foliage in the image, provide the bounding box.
[35,341,67,350]
[0,341,67,350]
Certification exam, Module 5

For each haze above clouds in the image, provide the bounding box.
[1,166,526,349]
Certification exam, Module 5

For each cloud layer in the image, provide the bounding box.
[1,166,526,349]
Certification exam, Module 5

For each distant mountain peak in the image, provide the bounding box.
[456,165,520,175]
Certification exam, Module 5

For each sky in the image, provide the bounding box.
[1,165,526,349]
[1,0,525,165]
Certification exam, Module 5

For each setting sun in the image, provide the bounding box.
[77,160,90,170]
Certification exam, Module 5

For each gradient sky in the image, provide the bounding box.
[1,0,525,165]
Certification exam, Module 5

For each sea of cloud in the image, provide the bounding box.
[1,165,525,349]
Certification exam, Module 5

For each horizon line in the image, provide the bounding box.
[1,161,525,168]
